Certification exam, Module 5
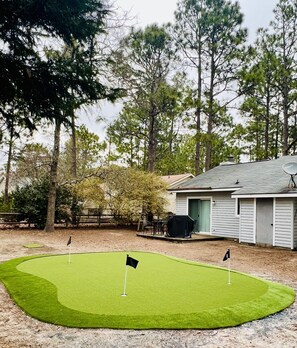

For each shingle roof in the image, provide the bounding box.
[160,173,194,187]
[171,156,297,196]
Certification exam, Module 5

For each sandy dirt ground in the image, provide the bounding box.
[0,227,296,348]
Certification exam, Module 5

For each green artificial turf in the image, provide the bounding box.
[0,252,294,329]
[23,243,44,249]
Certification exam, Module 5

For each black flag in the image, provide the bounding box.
[67,236,72,246]
[126,255,139,269]
[223,249,230,261]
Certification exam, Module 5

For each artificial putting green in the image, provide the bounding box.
[0,251,294,329]
[23,243,44,249]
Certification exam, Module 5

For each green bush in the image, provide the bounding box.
[12,176,75,229]
[0,194,14,212]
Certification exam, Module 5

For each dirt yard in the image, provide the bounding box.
[0,227,296,348]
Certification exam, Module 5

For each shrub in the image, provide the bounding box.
[12,176,75,229]
[0,194,14,213]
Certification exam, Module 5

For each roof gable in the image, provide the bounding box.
[161,173,194,187]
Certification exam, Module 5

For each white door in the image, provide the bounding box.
[256,198,273,245]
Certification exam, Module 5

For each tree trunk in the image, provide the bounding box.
[264,88,270,159]
[70,112,77,178]
[195,112,201,176]
[281,19,289,156]
[195,28,203,176]
[44,120,61,232]
[70,112,78,225]
[147,110,157,172]
[205,122,213,171]
[256,118,260,160]
[282,87,289,155]
[275,111,280,159]
[205,53,215,171]
[4,126,14,205]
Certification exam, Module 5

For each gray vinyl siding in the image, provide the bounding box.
[239,199,255,244]
[294,199,297,249]
[176,192,239,238]
[176,192,213,215]
[274,199,293,249]
[176,193,296,248]
[176,194,187,215]
[211,194,239,238]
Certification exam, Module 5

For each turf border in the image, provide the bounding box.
[0,252,295,329]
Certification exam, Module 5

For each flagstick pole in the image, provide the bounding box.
[122,266,128,296]
[228,256,231,285]
[68,245,71,264]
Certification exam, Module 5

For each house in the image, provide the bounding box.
[161,174,194,214]
[170,156,297,249]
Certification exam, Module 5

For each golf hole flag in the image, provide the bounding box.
[122,255,139,296]
[223,249,230,261]
[126,254,139,269]
[67,236,72,264]
[223,249,231,285]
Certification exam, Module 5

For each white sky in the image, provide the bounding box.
[8,0,279,160]
[116,0,278,42]
[82,0,279,137]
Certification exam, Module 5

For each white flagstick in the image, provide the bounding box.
[228,255,231,285]
[68,244,71,264]
[67,236,72,264]
[122,265,128,296]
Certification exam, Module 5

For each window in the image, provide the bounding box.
[235,198,241,216]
